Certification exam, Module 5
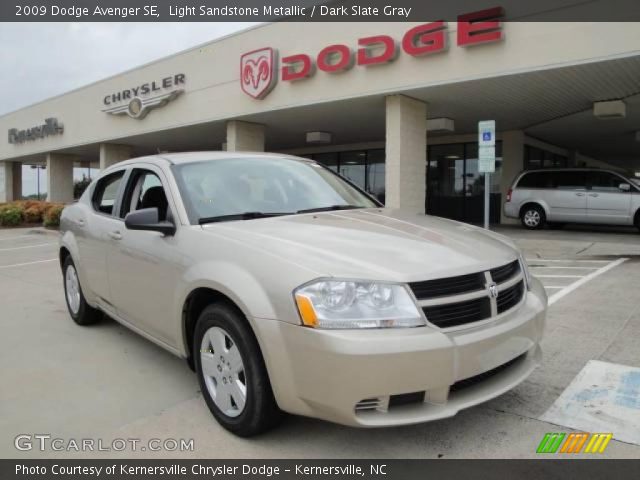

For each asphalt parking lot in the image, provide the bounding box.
[1,225,639,459]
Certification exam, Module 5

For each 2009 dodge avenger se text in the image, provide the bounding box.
[59,152,547,436]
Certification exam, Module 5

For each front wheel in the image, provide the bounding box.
[521,205,546,230]
[62,256,101,325]
[194,303,282,436]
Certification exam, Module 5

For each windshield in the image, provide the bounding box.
[172,157,379,224]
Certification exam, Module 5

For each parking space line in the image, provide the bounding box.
[526,258,609,263]
[535,274,584,278]
[544,286,565,289]
[547,258,628,305]
[529,266,600,270]
[0,243,56,252]
[0,259,57,269]
[0,235,40,242]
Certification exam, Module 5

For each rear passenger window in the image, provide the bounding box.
[92,171,125,216]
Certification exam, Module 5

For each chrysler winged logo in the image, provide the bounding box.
[102,90,183,120]
[488,282,499,299]
[240,47,277,99]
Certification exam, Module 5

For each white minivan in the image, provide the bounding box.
[504,168,640,230]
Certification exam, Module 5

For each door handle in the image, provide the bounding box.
[108,231,122,241]
[588,193,599,197]
[575,192,585,197]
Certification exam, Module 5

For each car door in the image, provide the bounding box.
[544,170,588,222]
[106,165,185,347]
[77,169,127,312]
[586,171,633,225]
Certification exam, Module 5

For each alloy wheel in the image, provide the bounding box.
[65,265,81,314]
[200,326,247,417]
[523,209,541,228]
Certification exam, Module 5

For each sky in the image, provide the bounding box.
[0,22,256,196]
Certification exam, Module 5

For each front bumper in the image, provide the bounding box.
[254,278,547,427]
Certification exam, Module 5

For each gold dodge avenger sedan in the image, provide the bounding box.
[59,152,547,436]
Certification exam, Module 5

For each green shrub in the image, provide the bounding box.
[23,206,44,223]
[0,206,24,226]
[43,204,64,227]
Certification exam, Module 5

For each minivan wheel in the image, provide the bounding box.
[521,205,546,230]
[194,303,282,437]
[62,256,101,325]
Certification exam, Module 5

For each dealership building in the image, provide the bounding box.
[1,12,640,224]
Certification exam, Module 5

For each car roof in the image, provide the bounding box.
[108,151,308,169]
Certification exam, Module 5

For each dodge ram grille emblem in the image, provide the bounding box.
[488,282,499,299]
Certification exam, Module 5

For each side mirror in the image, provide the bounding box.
[125,208,176,236]
[619,183,631,192]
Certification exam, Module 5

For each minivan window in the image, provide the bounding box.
[589,172,627,192]
[517,172,554,189]
[553,171,586,190]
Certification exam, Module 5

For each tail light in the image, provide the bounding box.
[506,188,512,202]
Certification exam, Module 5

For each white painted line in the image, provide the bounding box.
[535,274,584,279]
[529,266,599,270]
[0,243,55,252]
[0,235,39,242]
[548,258,628,305]
[0,259,57,269]
[526,258,609,263]
[543,286,565,289]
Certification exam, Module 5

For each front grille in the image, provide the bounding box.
[388,391,425,409]
[409,272,485,300]
[422,297,491,328]
[450,353,526,393]
[490,260,520,283]
[497,281,525,314]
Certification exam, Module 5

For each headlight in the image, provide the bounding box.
[294,279,426,329]
[518,253,532,291]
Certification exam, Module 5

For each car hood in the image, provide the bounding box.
[201,208,520,282]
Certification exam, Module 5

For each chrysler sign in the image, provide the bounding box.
[240,7,504,99]
[8,118,64,144]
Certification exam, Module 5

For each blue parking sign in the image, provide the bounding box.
[483,132,492,142]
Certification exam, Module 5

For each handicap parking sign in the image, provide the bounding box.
[478,120,496,147]
[483,132,492,142]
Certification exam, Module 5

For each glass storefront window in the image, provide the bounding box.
[339,151,366,191]
[427,142,503,224]
[525,146,567,169]
[314,152,339,172]
[367,149,385,203]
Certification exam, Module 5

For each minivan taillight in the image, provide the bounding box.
[506,188,512,202]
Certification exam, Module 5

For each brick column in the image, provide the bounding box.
[500,130,525,224]
[385,95,427,213]
[99,143,132,170]
[0,161,22,202]
[226,121,265,152]
[46,153,75,203]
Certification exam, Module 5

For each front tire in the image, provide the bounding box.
[62,256,101,326]
[521,205,546,230]
[194,303,282,437]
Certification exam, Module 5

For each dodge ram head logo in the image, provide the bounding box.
[240,48,277,99]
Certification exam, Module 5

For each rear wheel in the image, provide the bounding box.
[62,256,101,325]
[520,205,546,230]
[194,303,282,436]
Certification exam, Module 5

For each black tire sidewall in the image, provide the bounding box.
[194,303,277,436]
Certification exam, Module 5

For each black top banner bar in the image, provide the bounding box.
[2,0,640,21]
[3,459,640,480]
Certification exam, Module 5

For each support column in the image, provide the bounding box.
[226,121,265,152]
[0,161,22,202]
[385,95,427,213]
[46,153,75,203]
[99,143,132,170]
[500,130,525,225]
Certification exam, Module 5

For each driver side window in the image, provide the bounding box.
[121,169,171,222]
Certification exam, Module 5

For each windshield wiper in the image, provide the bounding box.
[199,212,293,224]
[296,205,365,214]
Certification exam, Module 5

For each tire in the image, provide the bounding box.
[62,256,101,326]
[520,205,546,230]
[194,303,282,437]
